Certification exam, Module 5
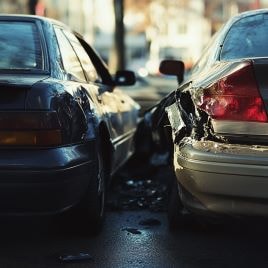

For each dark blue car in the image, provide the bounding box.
[0,15,140,233]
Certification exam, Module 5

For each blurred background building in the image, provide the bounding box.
[1,0,268,74]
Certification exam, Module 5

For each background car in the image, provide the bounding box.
[153,9,268,228]
[121,75,177,115]
[0,14,140,233]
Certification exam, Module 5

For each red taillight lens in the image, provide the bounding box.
[197,63,268,122]
[0,111,62,146]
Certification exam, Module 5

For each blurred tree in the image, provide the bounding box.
[114,0,125,70]
[28,0,37,14]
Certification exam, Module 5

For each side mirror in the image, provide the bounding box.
[159,60,185,84]
[114,70,136,86]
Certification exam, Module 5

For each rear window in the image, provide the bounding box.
[221,14,268,60]
[0,21,43,71]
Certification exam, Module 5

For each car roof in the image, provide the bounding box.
[0,14,66,28]
[211,9,268,60]
[225,8,268,28]
[233,8,268,19]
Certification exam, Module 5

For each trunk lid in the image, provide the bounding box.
[0,74,49,110]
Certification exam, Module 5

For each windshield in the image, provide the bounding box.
[0,21,43,71]
[221,14,268,60]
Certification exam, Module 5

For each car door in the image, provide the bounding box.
[60,29,138,171]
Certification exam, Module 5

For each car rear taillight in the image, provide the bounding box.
[0,111,62,146]
[197,62,268,122]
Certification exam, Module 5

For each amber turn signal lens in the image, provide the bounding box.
[0,111,62,146]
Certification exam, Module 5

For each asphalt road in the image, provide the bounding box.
[0,203,268,267]
[0,159,268,268]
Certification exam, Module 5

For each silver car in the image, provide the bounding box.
[155,9,268,228]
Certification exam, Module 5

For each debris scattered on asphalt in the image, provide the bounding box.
[108,156,175,212]
[122,228,142,235]
[59,252,93,263]
[108,175,168,211]
[139,218,161,226]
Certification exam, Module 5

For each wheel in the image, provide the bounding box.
[63,143,108,235]
[167,177,185,230]
[78,148,108,234]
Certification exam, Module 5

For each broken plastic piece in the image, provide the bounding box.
[125,179,135,187]
[122,227,142,235]
[59,252,93,263]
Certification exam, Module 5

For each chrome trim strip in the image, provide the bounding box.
[212,120,268,135]
[112,128,136,148]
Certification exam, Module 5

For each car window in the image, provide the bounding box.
[221,14,268,60]
[54,27,86,82]
[0,21,43,71]
[63,31,101,83]
[77,37,114,86]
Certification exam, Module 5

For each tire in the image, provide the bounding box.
[167,177,185,230]
[70,143,108,235]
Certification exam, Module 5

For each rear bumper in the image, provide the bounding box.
[174,140,268,217]
[0,142,96,215]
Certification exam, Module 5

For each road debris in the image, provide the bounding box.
[122,228,142,235]
[108,151,176,212]
[59,252,93,263]
[108,176,168,211]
